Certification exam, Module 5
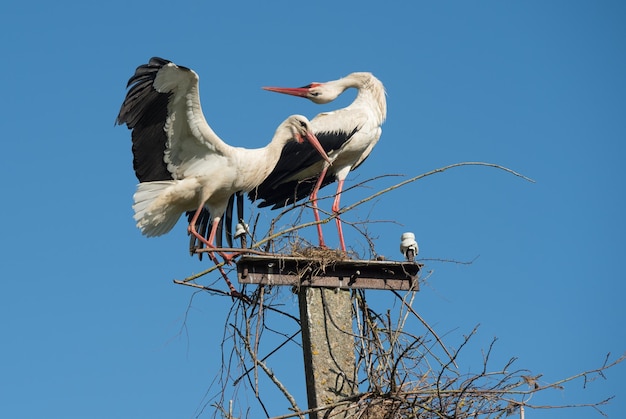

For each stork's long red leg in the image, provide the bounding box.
[310,166,329,248]
[188,208,235,263]
[187,207,241,297]
[205,218,219,248]
[204,219,240,264]
[331,179,347,252]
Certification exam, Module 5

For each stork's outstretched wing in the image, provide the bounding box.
[117,57,232,181]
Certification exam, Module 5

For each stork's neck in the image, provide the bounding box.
[265,128,293,163]
[338,72,387,125]
[235,126,294,191]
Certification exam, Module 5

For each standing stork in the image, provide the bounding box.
[116,57,330,294]
[250,72,387,252]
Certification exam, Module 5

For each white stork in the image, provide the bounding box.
[250,72,387,252]
[116,57,330,294]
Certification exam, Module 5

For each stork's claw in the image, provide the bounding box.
[230,290,251,304]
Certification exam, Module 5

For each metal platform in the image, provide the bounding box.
[237,254,421,290]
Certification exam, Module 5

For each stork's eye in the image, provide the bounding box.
[310,92,320,97]
[299,120,307,128]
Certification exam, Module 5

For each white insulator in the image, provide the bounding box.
[400,232,419,261]
[234,222,249,239]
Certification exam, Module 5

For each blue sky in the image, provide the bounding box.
[1,1,624,418]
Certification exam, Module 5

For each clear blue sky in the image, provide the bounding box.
[1,1,624,418]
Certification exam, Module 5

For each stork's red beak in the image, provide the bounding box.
[263,86,311,98]
[298,131,331,164]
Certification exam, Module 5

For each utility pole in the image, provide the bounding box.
[299,287,355,418]
[238,255,420,418]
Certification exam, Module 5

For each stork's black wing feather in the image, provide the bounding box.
[249,127,359,208]
[116,57,173,182]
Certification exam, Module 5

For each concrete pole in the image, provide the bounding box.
[298,288,357,419]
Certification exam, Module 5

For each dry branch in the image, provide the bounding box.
[171,161,623,418]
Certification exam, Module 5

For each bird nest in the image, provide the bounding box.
[279,245,350,290]
[289,245,348,263]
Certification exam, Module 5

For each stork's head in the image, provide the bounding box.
[263,82,341,104]
[264,72,381,108]
[282,115,331,163]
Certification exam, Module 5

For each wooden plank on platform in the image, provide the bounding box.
[237,254,420,291]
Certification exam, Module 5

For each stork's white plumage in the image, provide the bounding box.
[250,72,387,252]
[116,58,329,294]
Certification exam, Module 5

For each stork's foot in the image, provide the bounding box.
[220,251,237,265]
[194,247,240,265]
[229,289,251,304]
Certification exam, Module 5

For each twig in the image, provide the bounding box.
[391,289,459,369]
[341,162,534,216]
[233,330,302,385]
[251,161,534,251]
[232,325,303,417]
[177,262,229,283]
[172,279,233,296]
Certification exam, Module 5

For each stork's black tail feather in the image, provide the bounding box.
[224,195,235,248]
